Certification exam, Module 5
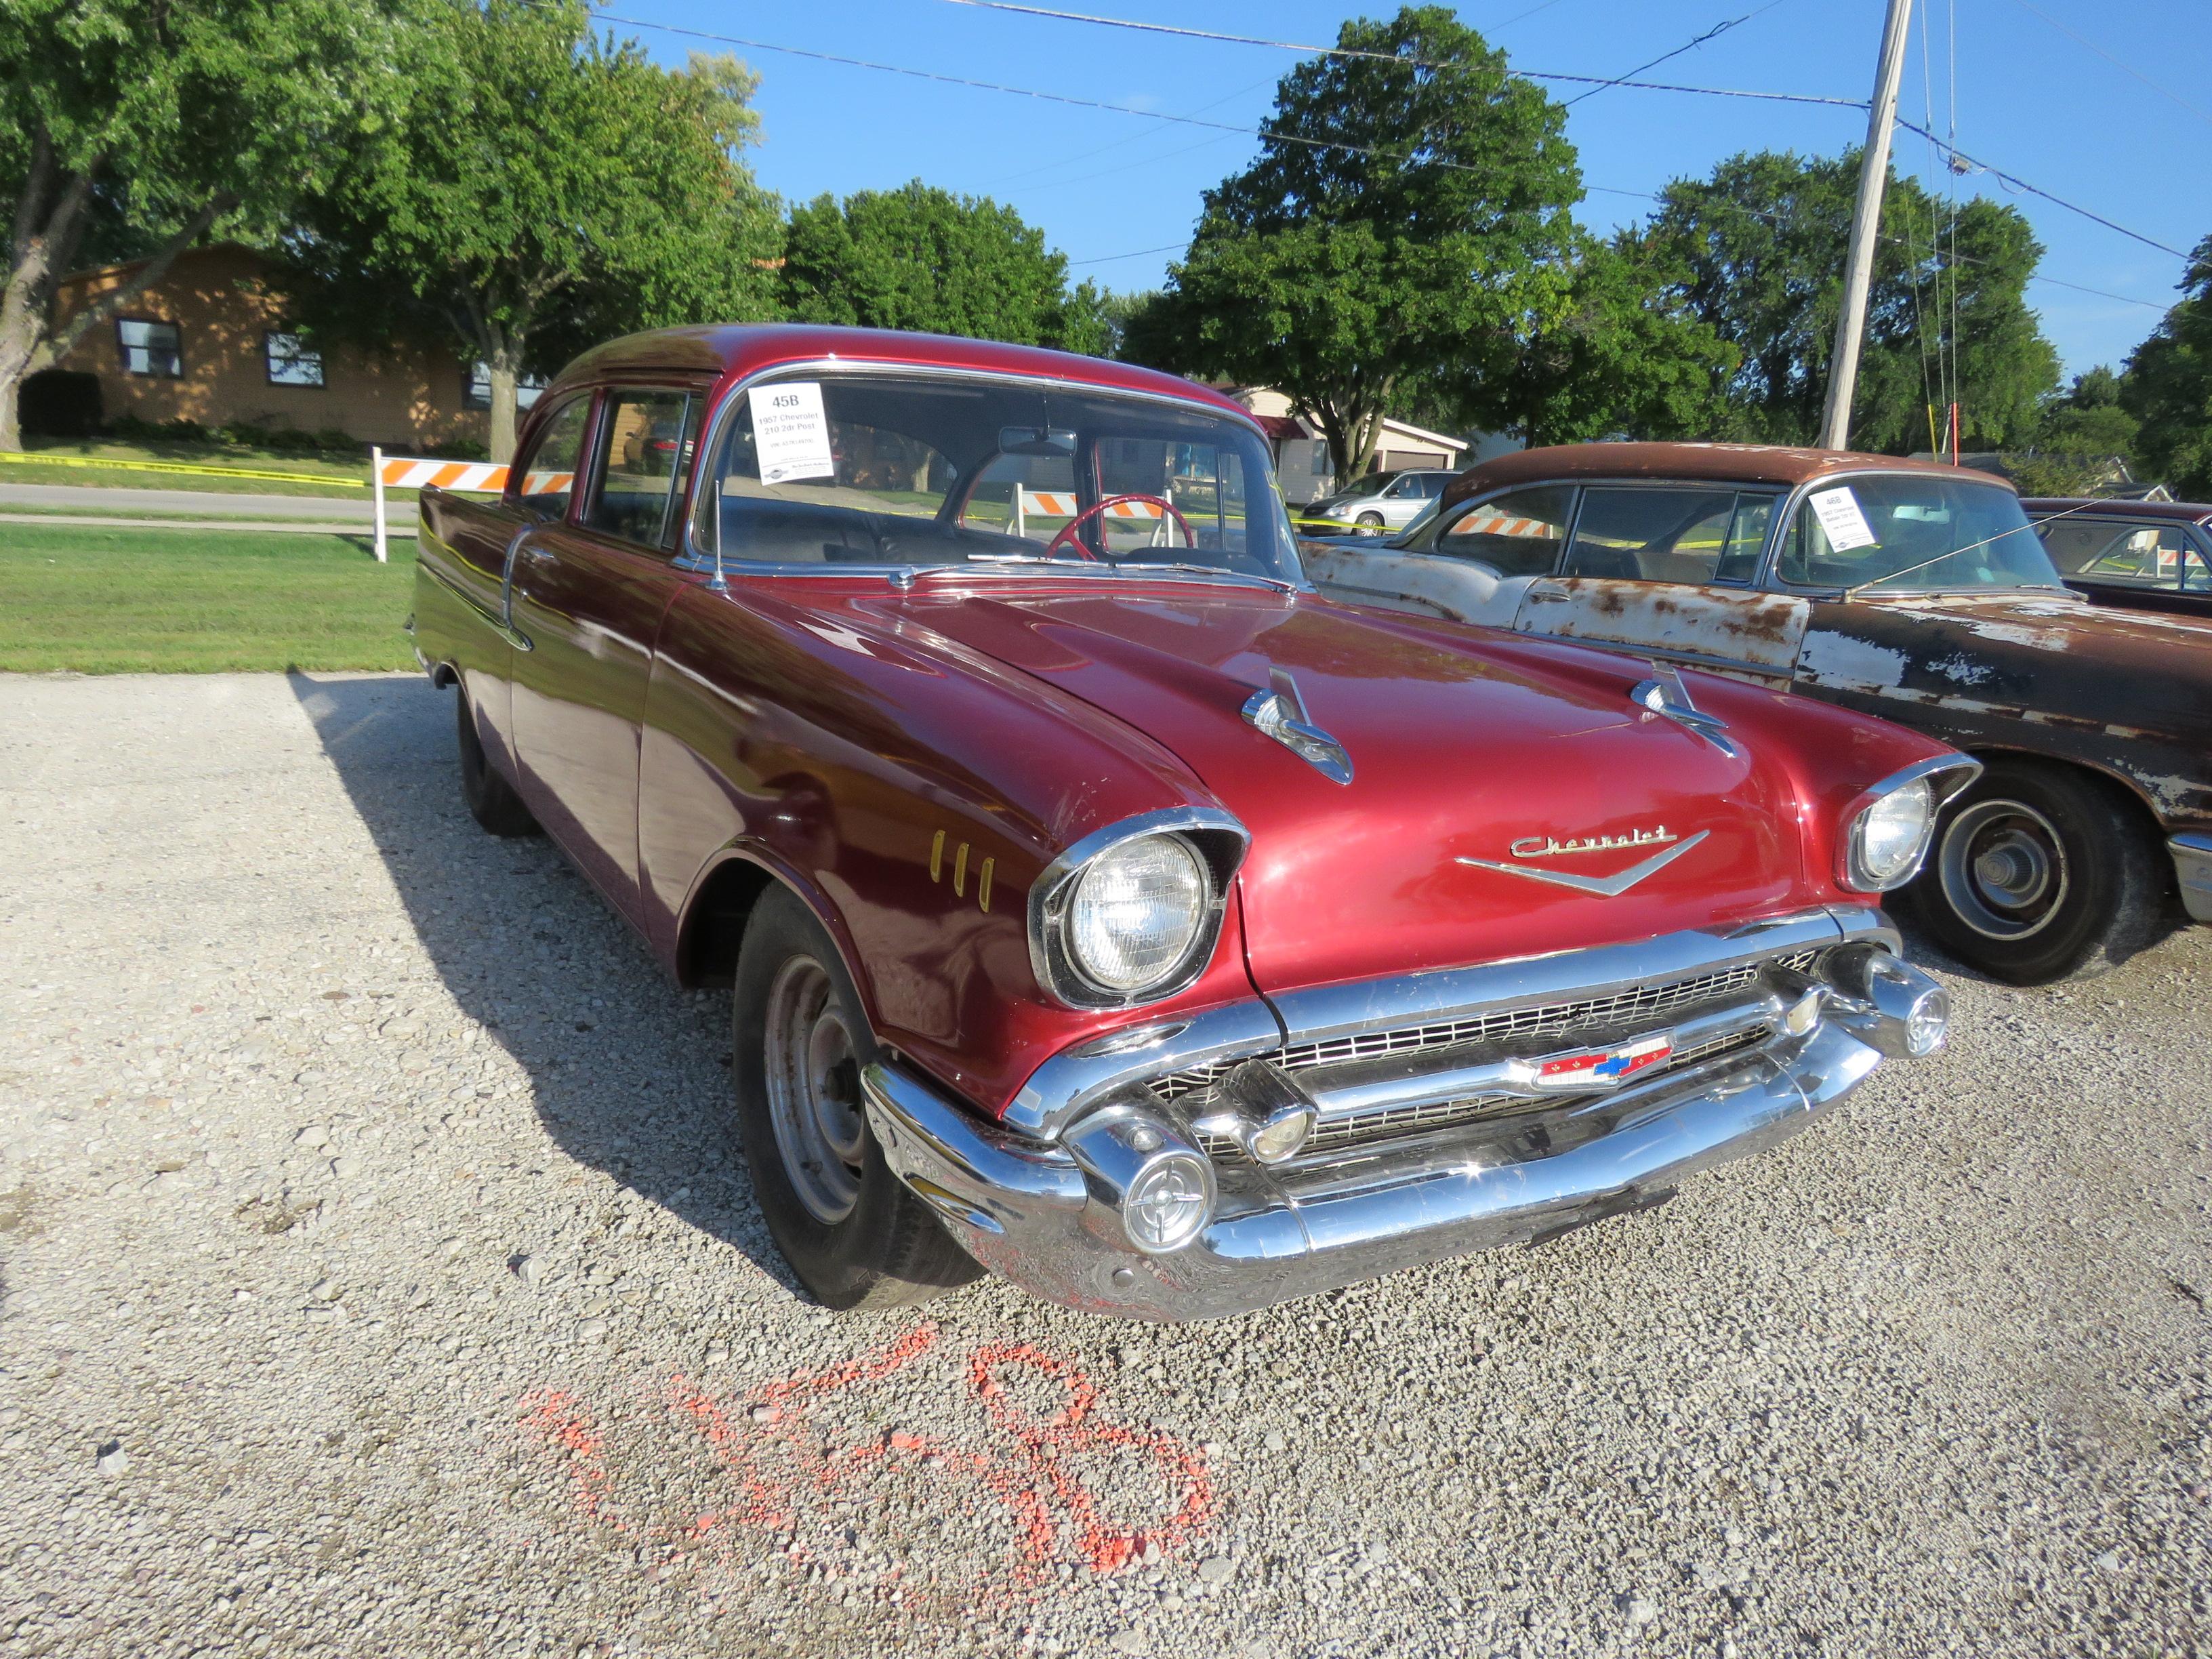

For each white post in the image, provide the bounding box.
[1819,0,1916,451]
[1014,485,1026,539]
[370,445,388,563]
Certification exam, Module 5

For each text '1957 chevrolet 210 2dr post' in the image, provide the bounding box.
[1302,446,2212,987]
[411,326,1971,1321]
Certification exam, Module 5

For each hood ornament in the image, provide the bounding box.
[1459,829,1710,896]
[1243,668,1353,785]
[1629,663,1742,759]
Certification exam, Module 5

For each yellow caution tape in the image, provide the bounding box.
[0,451,366,487]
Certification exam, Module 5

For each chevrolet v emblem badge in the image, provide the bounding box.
[1457,830,1710,896]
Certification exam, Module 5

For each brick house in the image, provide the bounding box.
[47,243,510,451]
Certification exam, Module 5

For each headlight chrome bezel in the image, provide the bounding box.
[1837,755,1982,893]
[1029,808,1249,1010]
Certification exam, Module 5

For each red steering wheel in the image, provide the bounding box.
[1044,493,1197,561]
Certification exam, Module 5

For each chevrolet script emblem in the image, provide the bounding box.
[1458,827,1709,896]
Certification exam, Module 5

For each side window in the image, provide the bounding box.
[1715,495,1776,583]
[583,388,699,548]
[2085,524,2188,590]
[1435,485,1574,576]
[1563,487,1741,583]
[514,397,592,520]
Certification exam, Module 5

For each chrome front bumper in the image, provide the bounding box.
[2172,833,2212,924]
[863,907,1940,1321]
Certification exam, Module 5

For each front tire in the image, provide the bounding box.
[1904,758,2171,984]
[455,685,539,838]
[731,888,981,1309]
[1355,511,1385,531]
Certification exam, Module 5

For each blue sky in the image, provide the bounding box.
[601,0,2208,379]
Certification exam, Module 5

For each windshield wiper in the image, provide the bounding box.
[1109,561,1298,591]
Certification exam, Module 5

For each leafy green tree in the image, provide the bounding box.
[1479,232,1734,445]
[778,182,1094,348]
[2121,237,2212,497]
[1135,5,1580,478]
[0,0,411,449]
[1640,149,2059,453]
[290,3,779,459]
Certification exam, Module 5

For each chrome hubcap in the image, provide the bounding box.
[762,956,866,1225]
[1939,798,2070,941]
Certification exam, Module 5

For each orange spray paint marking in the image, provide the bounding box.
[518,1322,1218,1610]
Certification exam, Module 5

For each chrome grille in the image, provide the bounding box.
[1155,949,1818,1105]
[1190,1024,1775,1162]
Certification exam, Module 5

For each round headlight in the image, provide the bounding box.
[1849,777,1935,890]
[1067,835,1210,993]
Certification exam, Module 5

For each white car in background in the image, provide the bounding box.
[1295,468,1456,534]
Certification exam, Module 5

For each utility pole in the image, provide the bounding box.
[1819,0,1916,450]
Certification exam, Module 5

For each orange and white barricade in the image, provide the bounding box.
[369,447,512,562]
[1012,487,1172,544]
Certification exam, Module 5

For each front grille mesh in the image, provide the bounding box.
[1155,949,1818,1105]
[1172,947,1821,1162]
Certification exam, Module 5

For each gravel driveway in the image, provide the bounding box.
[3,671,2208,1659]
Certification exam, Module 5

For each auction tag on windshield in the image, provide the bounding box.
[1809,485,1878,551]
[747,382,835,485]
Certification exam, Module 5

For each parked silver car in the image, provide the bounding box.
[1294,468,1455,534]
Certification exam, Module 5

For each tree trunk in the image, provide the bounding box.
[485,325,525,463]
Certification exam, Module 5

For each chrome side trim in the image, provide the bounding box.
[2171,832,2212,924]
[1025,806,1251,1012]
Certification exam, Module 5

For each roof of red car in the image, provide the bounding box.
[548,323,1256,423]
[1447,441,2011,504]
[2022,495,2212,523]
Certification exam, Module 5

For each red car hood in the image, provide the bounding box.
[890,587,1809,996]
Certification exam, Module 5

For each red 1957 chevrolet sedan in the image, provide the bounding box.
[409,324,1970,1321]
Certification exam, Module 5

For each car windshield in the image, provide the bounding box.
[692,371,1301,584]
[1776,474,2062,593]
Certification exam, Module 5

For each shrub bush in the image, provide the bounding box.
[19,371,104,438]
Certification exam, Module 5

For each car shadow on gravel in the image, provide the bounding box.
[286,670,808,1297]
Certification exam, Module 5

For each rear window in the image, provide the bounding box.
[691,372,1300,581]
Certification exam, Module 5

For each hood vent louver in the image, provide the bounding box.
[1242,668,1354,785]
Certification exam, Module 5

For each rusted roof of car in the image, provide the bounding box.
[1446,442,2009,505]
[2022,495,2212,524]
[544,323,1255,423]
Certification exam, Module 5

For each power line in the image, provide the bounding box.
[1896,118,2192,260]
[926,0,1862,108]
[2002,0,2212,130]
[1067,242,1187,266]
[585,7,2191,271]
[1561,0,1792,108]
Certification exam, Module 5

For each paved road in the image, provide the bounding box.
[0,483,378,520]
[1,672,2207,1659]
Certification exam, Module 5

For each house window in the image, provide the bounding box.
[464,361,546,411]
[264,331,325,388]
[117,317,182,379]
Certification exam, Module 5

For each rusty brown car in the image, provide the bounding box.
[1301,443,2212,985]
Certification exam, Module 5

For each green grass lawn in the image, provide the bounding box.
[0,434,421,504]
[0,522,417,674]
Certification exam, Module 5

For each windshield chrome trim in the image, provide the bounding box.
[676,356,1305,586]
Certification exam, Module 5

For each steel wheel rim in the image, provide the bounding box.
[1938,798,2070,941]
[762,956,867,1225]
